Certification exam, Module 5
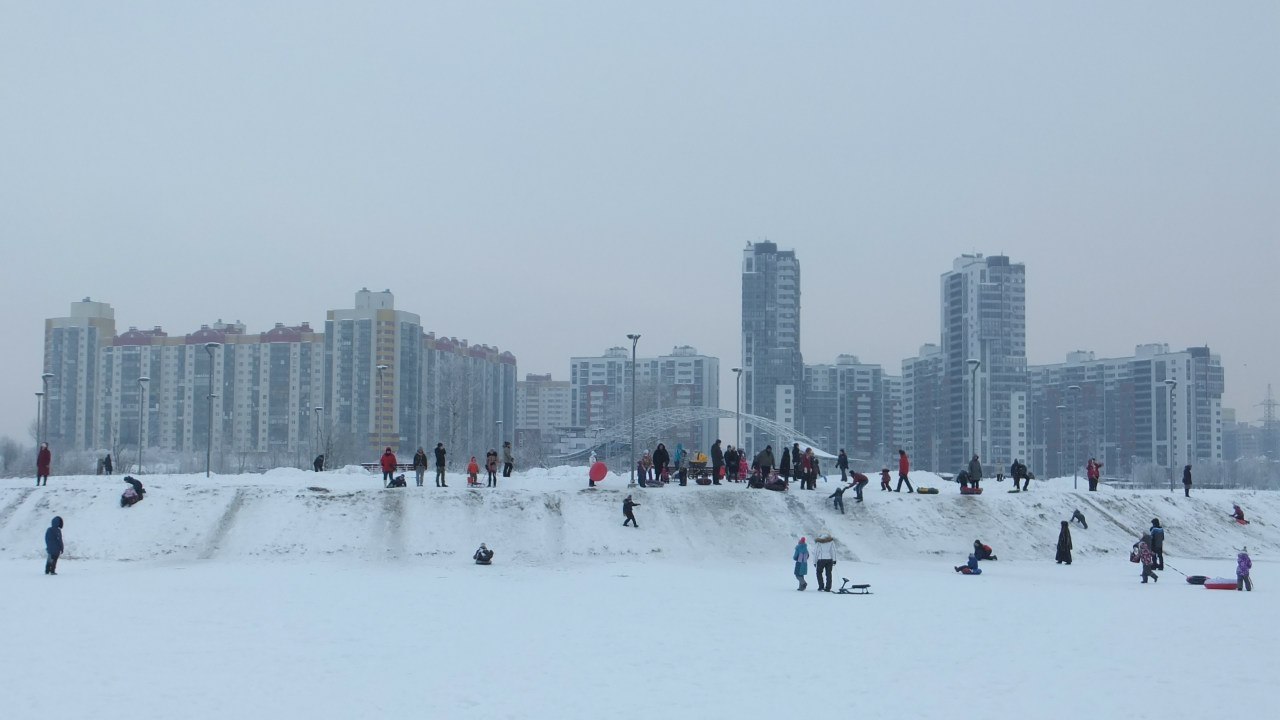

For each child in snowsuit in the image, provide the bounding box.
[1071,509,1088,529]
[1135,535,1158,583]
[467,457,481,487]
[623,495,639,527]
[1056,521,1073,565]
[880,468,892,492]
[793,537,809,590]
[829,484,849,514]
[44,516,64,575]
[954,553,982,575]
[473,543,494,565]
[1237,548,1252,591]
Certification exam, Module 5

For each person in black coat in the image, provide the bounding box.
[434,443,448,487]
[1149,518,1166,570]
[473,543,494,565]
[652,443,670,483]
[779,447,792,482]
[1071,509,1088,529]
[836,450,849,481]
[1182,465,1192,497]
[1056,521,1073,565]
[710,440,724,485]
[412,447,429,486]
[724,446,739,482]
[312,454,324,472]
[623,495,640,527]
[45,516,64,575]
[104,453,114,475]
[121,476,145,507]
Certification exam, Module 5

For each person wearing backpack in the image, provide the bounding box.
[1149,519,1166,571]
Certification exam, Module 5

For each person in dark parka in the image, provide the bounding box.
[652,443,670,484]
[967,454,983,489]
[623,495,640,527]
[1182,465,1192,497]
[37,442,52,486]
[779,447,792,483]
[121,476,145,507]
[434,443,448,487]
[836,450,849,482]
[44,516,64,575]
[710,440,724,485]
[1056,521,1073,565]
[312,454,324,472]
[104,453,114,475]
[1149,518,1165,571]
[1070,509,1088,529]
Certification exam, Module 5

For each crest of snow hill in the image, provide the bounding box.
[0,467,1271,564]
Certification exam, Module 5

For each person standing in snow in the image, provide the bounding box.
[313,454,325,472]
[793,537,809,591]
[1134,534,1158,583]
[379,447,398,487]
[502,441,514,478]
[880,468,892,492]
[412,447,429,487]
[673,443,687,485]
[44,516,64,575]
[1086,457,1103,492]
[710,440,724,485]
[967,454,983,489]
[652,443,670,484]
[1071,509,1088,529]
[485,449,499,487]
[1182,465,1193,497]
[836,450,849,482]
[434,443,448,487]
[757,445,775,476]
[849,471,869,502]
[1056,521,1073,565]
[1148,519,1165,571]
[779,447,792,485]
[829,483,850,514]
[1236,548,1253,591]
[104,453,113,475]
[812,534,836,591]
[896,449,913,493]
[622,495,640,527]
[37,442,52,486]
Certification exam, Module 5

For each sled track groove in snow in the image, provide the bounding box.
[200,489,246,560]
[0,488,37,529]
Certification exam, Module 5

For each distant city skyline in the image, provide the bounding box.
[4,2,1276,442]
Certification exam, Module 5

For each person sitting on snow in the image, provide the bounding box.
[954,553,982,575]
[473,543,494,565]
[121,476,145,508]
[1232,504,1248,524]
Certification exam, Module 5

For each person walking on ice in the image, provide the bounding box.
[44,516,64,575]
[812,534,836,591]
[1237,547,1252,591]
[1133,534,1158,584]
[793,537,809,590]
[622,495,640,527]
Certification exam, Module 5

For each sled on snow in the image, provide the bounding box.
[1185,575,1208,585]
[1203,578,1238,590]
[959,486,984,495]
[835,578,871,595]
[916,487,939,495]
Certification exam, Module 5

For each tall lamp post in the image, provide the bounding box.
[137,376,150,474]
[1165,379,1177,492]
[731,367,743,451]
[40,372,55,445]
[376,364,389,450]
[966,359,981,460]
[313,406,324,466]
[496,420,503,450]
[35,391,44,447]
[205,342,221,478]
[1067,385,1081,489]
[626,333,640,487]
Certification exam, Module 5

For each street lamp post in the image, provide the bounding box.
[314,406,324,465]
[496,420,503,450]
[376,364,389,450]
[1068,385,1082,490]
[1055,405,1067,476]
[966,359,981,461]
[35,391,44,448]
[205,342,221,478]
[731,367,743,451]
[1165,379,1177,492]
[40,372,54,446]
[137,376,150,474]
[626,333,640,487]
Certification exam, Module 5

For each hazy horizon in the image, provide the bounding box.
[3,2,1277,444]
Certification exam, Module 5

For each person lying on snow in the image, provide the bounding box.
[474,543,494,565]
[973,540,997,561]
[954,553,982,575]
[386,474,407,488]
[121,476,146,508]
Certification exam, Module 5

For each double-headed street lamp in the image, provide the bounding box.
[627,333,640,487]
[966,358,981,460]
[731,367,744,451]
[137,376,150,474]
[205,342,221,478]
[40,372,54,445]
[1165,379,1177,492]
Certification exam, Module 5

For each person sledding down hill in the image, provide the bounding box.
[954,553,982,575]
[121,476,146,508]
[1232,504,1249,524]
[473,543,495,565]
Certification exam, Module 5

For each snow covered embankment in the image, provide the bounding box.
[0,467,1273,564]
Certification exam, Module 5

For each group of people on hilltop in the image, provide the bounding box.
[374,441,514,488]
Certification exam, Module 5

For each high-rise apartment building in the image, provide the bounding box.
[742,241,803,450]
[43,299,116,449]
[902,343,945,470]
[803,356,897,463]
[940,254,1028,471]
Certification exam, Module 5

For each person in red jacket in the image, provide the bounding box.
[896,449,913,492]
[1086,457,1103,492]
[467,457,481,486]
[379,447,398,487]
[36,442,52,486]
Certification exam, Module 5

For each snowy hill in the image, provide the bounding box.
[1,467,1272,564]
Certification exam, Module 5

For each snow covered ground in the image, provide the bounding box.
[1,467,1274,719]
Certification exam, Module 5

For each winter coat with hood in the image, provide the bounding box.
[45,516,64,555]
[413,449,429,469]
[1135,537,1154,566]
[779,448,792,473]
[503,444,514,464]
[793,539,809,575]
[652,444,670,469]
[759,447,775,471]
[711,442,724,467]
[1237,551,1252,577]
[1056,522,1073,562]
[812,535,835,562]
[37,445,52,474]
[434,444,447,467]
[968,456,983,482]
[899,451,910,476]
[380,450,398,472]
[837,451,848,470]
[1148,520,1165,552]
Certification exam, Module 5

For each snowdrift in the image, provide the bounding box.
[1,468,1273,565]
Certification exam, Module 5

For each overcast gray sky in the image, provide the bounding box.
[2,1,1277,443]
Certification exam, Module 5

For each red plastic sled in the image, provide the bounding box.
[960,487,984,495]
[1203,578,1237,590]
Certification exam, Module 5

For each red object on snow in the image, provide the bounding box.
[1203,578,1237,590]
[589,462,608,483]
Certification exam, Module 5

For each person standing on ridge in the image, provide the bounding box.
[837,450,849,482]
[623,495,640,527]
[485,449,499,487]
[37,442,52,486]
[968,454,983,490]
[896,449,913,493]
[412,447,429,487]
[653,443,670,485]
[710,440,724,485]
[434,443,448,487]
[1086,457,1103,492]
[793,537,809,591]
[44,516,64,575]
[502,441,514,478]
[1182,465,1193,497]
[104,453,113,475]
[379,447,398,487]
[1056,521,1073,565]
[779,447,792,485]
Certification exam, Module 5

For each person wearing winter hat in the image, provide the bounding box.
[474,543,494,565]
[379,447,398,487]
[793,537,809,590]
[812,534,837,591]
[44,516,64,575]
[623,495,640,527]
[1236,547,1252,591]
[1149,519,1165,571]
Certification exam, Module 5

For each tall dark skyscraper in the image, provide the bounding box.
[741,242,803,452]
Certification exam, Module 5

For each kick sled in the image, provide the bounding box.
[835,578,871,595]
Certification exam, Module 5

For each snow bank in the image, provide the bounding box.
[1,468,1272,564]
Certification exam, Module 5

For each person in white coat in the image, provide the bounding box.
[812,533,837,591]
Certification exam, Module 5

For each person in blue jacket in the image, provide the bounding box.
[954,553,982,575]
[793,537,809,590]
[44,516,64,575]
